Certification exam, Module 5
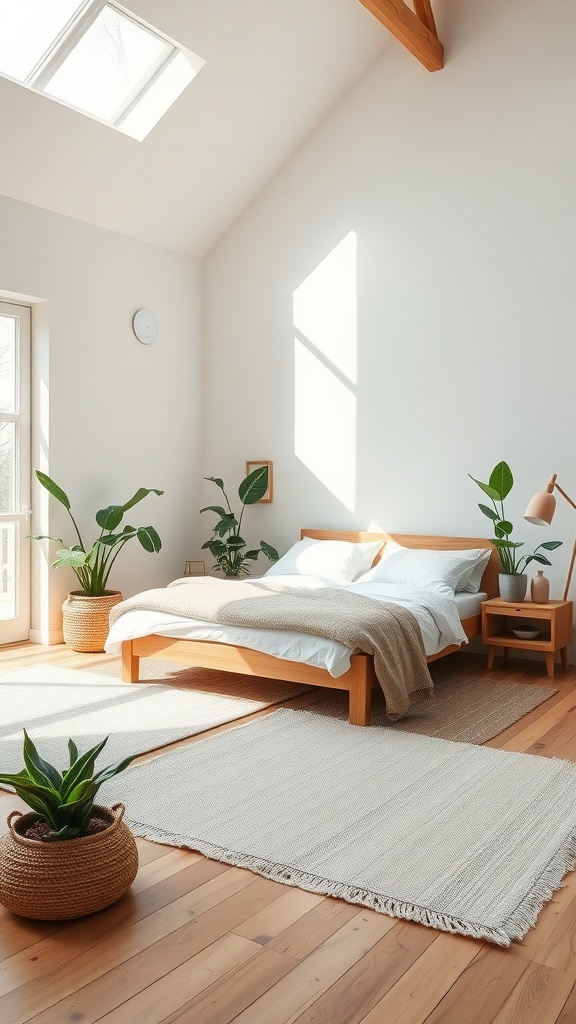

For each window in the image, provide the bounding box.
[0,0,205,140]
[0,301,31,644]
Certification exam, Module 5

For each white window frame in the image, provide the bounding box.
[0,1,203,139]
[0,301,31,644]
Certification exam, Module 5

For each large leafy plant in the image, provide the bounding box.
[469,461,562,575]
[30,471,163,595]
[0,732,137,841]
[201,466,279,577]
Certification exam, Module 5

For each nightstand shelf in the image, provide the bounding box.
[481,598,573,678]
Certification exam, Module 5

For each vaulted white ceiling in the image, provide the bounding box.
[0,0,388,256]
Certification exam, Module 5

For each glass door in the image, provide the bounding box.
[0,301,31,643]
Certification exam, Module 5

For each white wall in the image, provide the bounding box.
[0,194,202,641]
[203,0,576,611]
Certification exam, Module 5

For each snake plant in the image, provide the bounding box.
[0,732,137,841]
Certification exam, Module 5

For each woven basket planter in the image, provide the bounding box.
[0,803,138,920]
[62,590,123,652]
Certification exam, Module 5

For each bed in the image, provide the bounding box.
[110,530,499,726]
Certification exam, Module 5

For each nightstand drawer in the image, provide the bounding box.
[500,605,553,620]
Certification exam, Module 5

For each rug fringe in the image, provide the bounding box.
[502,833,576,943]
[125,816,576,947]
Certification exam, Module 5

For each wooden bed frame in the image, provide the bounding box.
[121,530,499,726]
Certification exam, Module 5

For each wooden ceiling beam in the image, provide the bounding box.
[413,0,437,38]
[359,0,444,72]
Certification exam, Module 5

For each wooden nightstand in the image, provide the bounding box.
[481,598,573,678]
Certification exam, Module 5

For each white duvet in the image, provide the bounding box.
[105,575,472,677]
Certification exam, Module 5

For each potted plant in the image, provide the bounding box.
[201,465,279,577]
[0,731,139,920]
[30,471,163,651]
[469,461,562,601]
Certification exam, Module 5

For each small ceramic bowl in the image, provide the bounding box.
[512,628,541,640]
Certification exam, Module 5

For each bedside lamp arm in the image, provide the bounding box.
[554,481,576,511]
[550,477,576,600]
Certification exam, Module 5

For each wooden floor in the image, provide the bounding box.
[2,644,576,1024]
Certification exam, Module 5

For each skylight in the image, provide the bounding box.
[0,0,205,140]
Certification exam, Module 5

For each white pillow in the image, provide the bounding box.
[355,542,491,595]
[380,540,491,593]
[265,538,383,584]
[458,549,492,593]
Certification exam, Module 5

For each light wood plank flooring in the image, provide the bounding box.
[1,642,576,1024]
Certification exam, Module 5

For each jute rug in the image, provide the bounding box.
[303,667,558,744]
[101,707,576,946]
[0,663,310,770]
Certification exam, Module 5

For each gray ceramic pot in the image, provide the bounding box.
[498,573,528,602]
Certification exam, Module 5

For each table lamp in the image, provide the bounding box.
[524,474,576,601]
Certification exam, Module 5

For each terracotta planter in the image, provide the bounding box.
[62,590,123,652]
[0,803,138,920]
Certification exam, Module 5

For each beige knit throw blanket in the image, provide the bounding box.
[110,577,433,720]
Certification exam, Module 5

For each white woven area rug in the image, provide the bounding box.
[0,664,309,769]
[102,708,576,947]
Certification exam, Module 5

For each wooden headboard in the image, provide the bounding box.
[300,529,499,600]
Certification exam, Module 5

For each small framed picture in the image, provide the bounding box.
[245,460,273,503]
[183,560,206,576]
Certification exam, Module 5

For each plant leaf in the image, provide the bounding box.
[52,548,89,569]
[136,526,162,553]
[468,475,500,501]
[96,505,124,531]
[64,779,97,806]
[541,540,563,550]
[227,536,246,549]
[203,539,226,555]
[59,736,109,800]
[120,488,164,513]
[96,527,138,548]
[215,517,237,537]
[27,534,64,544]
[238,466,268,505]
[478,504,499,521]
[35,471,71,510]
[493,539,524,549]
[22,729,62,789]
[0,779,61,827]
[199,505,227,516]
[488,462,514,500]
[68,738,79,767]
[41,824,82,842]
[92,752,139,785]
[0,770,45,787]
[495,521,513,536]
[244,550,261,560]
[527,554,552,566]
[260,541,279,561]
[205,477,224,491]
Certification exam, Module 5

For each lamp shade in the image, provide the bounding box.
[524,490,556,526]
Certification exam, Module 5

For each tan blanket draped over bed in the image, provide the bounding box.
[110,577,433,720]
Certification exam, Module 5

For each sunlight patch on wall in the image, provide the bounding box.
[294,342,356,510]
[293,231,357,511]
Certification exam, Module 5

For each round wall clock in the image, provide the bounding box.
[132,309,158,345]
